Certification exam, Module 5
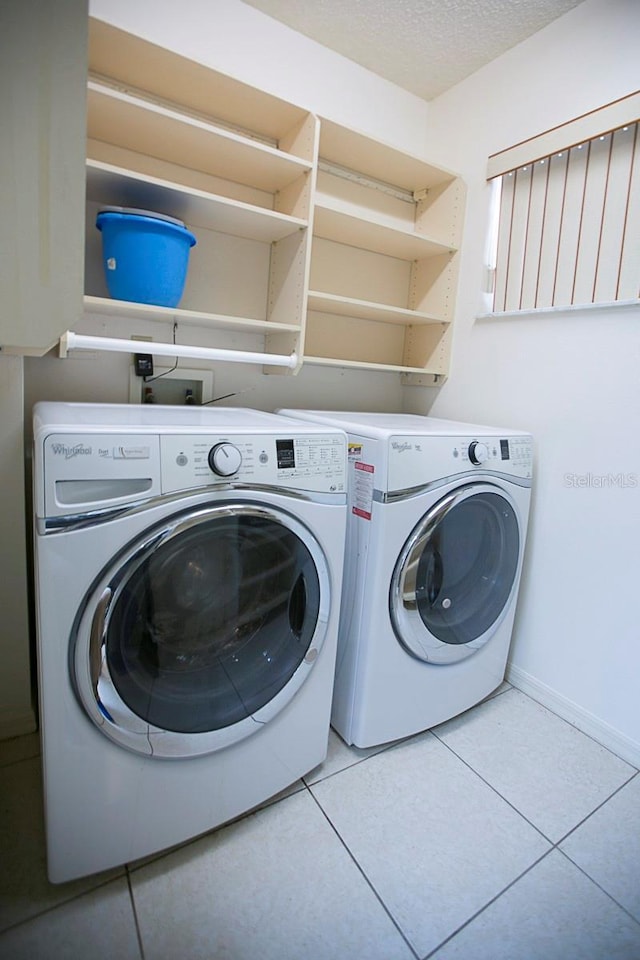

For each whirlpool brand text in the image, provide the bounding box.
[51,443,92,459]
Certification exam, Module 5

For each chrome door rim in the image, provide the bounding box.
[389,483,520,664]
[71,502,330,758]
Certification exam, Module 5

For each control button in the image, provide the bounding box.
[208,442,242,477]
[259,451,269,464]
[176,454,188,467]
[468,441,489,465]
[113,445,151,459]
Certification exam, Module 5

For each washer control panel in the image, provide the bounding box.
[160,432,346,494]
[40,430,346,517]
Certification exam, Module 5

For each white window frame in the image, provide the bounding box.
[483,91,640,317]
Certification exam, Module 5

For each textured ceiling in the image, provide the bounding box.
[241,0,585,100]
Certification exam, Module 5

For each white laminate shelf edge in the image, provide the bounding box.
[83,297,302,335]
[307,291,444,326]
[87,82,313,195]
[86,161,307,242]
[318,117,459,193]
[313,200,455,260]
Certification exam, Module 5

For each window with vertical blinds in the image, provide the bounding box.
[485,94,640,315]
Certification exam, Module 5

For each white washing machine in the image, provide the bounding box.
[32,402,347,882]
[278,411,533,748]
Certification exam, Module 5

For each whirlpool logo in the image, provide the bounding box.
[391,441,413,453]
[50,443,92,459]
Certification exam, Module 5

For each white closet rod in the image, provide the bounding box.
[59,332,298,369]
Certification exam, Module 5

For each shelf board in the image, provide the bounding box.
[313,200,454,260]
[302,354,440,376]
[90,19,311,145]
[87,83,312,195]
[86,161,307,242]
[83,296,302,335]
[319,117,459,193]
[307,291,444,326]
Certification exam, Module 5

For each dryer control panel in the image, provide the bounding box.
[388,434,533,492]
[160,433,346,494]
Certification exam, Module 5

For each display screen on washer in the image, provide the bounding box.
[103,509,320,733]
[500,439,510,460]
[276,439,296,469]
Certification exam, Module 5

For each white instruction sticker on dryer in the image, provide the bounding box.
[352,461,374,520]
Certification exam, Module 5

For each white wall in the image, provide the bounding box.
[407,0,640,762]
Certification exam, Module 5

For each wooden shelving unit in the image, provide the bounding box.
[1,10,466,383]
[84,19,318,373]
[305,119,465,384]
[79,19,465,384]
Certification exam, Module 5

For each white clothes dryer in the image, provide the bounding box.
[278,411,533,748]
[32,402,347,882]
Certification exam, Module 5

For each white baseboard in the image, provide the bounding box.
[506,663,640,769]
[0,706,37,742]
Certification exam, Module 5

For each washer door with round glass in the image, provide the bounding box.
[72,502,329,757]
[390,484,521,664]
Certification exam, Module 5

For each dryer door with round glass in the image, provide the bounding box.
[72,502,329,757]
[390,484,521,664]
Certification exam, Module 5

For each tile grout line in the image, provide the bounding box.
[4,698,638,949]
[308,721,640,955]
[557,769,640,845]
[124,781,307,878]
[554,846,640,932]
[126,867,147,960]
[305,751,607,960]
[420,848,554,960]
[414,744,640,954]
[302,740,398,788]
[429,730,556,844]
[507,685,640,771]
[304,782,422,960]
[0,873,128,939]
[554,769,640,930]
[304,680,515,790]
[0,750,41,771]
[430,723,639,848]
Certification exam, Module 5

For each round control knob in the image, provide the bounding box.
[208,442,242,477]
[468,441,489,465]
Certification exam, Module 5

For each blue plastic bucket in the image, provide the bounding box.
[96,207,197,308]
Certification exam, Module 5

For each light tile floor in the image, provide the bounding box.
[1,685,639,960]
